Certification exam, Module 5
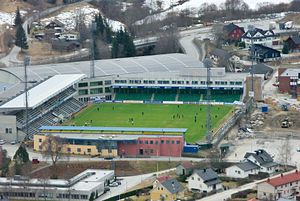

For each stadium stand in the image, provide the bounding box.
[0,74,86,139]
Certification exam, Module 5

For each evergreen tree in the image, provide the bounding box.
[97,14,104,36]
[282,42,289,54]
[89,192,95,201]
[123,30,136,57]
[15,25,28,50]
[13,145,29,164]
[14,7,22,26]
[111,38,119,58]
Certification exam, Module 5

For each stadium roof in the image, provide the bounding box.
[39,126,188,133]
[0,54,204,81]
[0,74,85,110]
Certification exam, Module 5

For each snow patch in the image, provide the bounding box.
[0,10,27,26]
[40,5,125,32]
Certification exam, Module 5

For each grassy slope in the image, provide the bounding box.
[67,103,233,143]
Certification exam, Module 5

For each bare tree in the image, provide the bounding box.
[41,135,66,166]
[154,29,179,54]
[211,23,225,48]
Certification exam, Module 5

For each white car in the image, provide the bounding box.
[0,140,6,145]
[297,147,300,152]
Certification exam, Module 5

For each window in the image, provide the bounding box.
[176,141,180,144]
[192,81,198,85]
[39,138,42,142]
[172,140,174,144]
[78,89,88,95]
[150,149,153,153]
[192,177,194,180]
[198,178,200,181]
[87,148,91,153]
[166,140,170,144]
[200,81,205,85]
[5,128,12,134]
[67,148,71,152]
[90,81,103,86]
[90,88,103,94]
[145,140,148,144]
[161,140,164,144]
[150,140,153,144]
[105,87,111,93]
[139,141,143,144]
[104,80,112,85]
[77,148,81,153]
[155,141,159,144]
[115,80,126,84]
[78,82,88,87]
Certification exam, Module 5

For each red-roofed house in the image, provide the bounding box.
[257,170,300,200]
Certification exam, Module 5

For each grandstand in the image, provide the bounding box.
[0,74,86,139]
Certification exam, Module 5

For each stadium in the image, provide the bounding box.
[0,53,249,156]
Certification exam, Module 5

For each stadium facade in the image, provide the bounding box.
[0,53,250,141]
[34,126,186,157]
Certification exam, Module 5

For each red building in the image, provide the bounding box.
[118,135,184,157]
[223,23,245,41]
[286,36,300,53]
[278,68,300,97]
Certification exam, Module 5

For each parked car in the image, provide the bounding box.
[109,182,119,187]
[0,140,6,145]
[10,140,17,145]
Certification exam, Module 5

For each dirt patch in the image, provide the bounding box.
[29,160,178,179]
[0,0,32,13]
[279,13,300,25]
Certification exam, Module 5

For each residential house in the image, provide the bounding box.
[223,23,245,41]
[209,48,234,71]
[150,178,184,201]
[45,19,65,31]
[252,44,281,62]
[226,161,260,178]
[257,170,300,201]
[176,161,194,176]
[241,28,280,48]
[243,63,274,80]
[244,149,278,174]
[226,149,278,178]
[286,36,300,53]
[187,168,222,193]
[277,68,300,98]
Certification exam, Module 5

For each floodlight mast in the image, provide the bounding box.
[23,56,30,141]
[203,58,213,144]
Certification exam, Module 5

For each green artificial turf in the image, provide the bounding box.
[66,103,233,143]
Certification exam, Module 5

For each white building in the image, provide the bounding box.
[187,168,222,193]
[241,28,280,48]
[226,149,278,178]
[0,169,114,200]
[226,161,260,178]
[257,170,300,200]
[59,32,79,41]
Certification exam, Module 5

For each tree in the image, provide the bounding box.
[0,149,11,176]
[282,42,289,54]
[211,23,225,48]
[15,25,28,50]
[89,192,95,201]
[41,135,66,166]
[13,145,29,164]
[14,8,23,26]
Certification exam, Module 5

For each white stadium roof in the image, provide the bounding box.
[0,74,85,110]
[0,53,204,81]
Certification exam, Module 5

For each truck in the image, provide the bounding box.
[281,117,293,128]
[279,21,293,30]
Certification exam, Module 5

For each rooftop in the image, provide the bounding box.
[265,170,300,187]
[161,178,184,194]
[39,126,188,134]
[280,68,300,77]
[0,53,204,82]
[0,74,85,110]
[244,149,274,165]
[236,161,260,171]
[193,168,219,182]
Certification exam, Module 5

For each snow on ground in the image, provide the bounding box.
[139,0,293,24]
[40,5,124,32]
[0,10,27,26]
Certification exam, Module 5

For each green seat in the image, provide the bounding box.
[154,93,176,101]
[178,94,200,102]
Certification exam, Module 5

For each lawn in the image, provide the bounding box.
[66,103,233,143]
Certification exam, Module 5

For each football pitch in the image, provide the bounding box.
[67,103,234,143]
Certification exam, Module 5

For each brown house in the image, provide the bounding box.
[278,68,300,98]
[286,36,300,52]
